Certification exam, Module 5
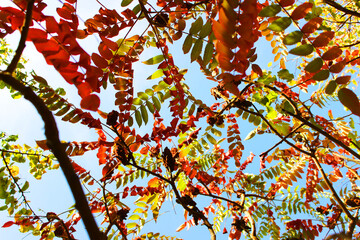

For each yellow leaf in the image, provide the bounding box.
[10,165,19,176]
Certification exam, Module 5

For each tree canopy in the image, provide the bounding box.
[1,0,360,239]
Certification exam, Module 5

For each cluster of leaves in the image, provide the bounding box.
[2,0,360,239]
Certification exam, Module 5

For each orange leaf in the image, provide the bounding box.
[36,140,50,151]
[129,142,141,152]
[212,20,236,48]
[215,40,234,60]
[216,53,235,71]
[312,31,334,48]
[322,46,342,61]
[302,17,322,34]
[329,60,346,73]
[140,145,149,155]
[77,82,92,98]
[335,76,351,85]
[291,2,313,21]
[80,94,100,111]
[148,177,160,188]
[338,88,360,116]
[219,6,236,34]
[279,0,295,7]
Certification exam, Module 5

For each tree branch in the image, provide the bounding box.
[0,72,104,240]
[323,0,360,18]
[7,0,34,73]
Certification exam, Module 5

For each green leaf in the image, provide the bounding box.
[135,110,142,127]
[54,105,70,116]
[199,21,212,38]
[147,69,164,80]
[203,43,214,66]
[277,69,294,81]
[183,35,193,54]
[152,96,161,111]
[244,129,257,140]
[272,122,291,136]
[325,80,337,95]
[283,31,303,45]
[189,17,203,35]
[259,4,281,17]
[133,98,142,105]
[267,17,292,32]
[142,55,165,65]
[128,116,133,127]
[191,39,203,62]
[289,44,314,56]
[137,92,149,100]
[146,100,155,113]
[206,134,216,145]
[338,88,360,116]
[304,58,323,73]
[126,222,137,229]
[129,214,141,220]
[121,0,133,7]
[313,69,329,81]
[140,105,148,124]
[21,181,29,192]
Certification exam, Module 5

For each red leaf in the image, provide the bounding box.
[140,145,149,155]
[251,64,263,77]
[291,2,313,21]
[312,31,334,48]
[279,0,295,7]
[335,76,351,85]
[2,221,15,228]
[338,88,360,116]
[77,82,92,98]
[91,53,108,69]
[322,46,342,61]
[45,16,60,33]
[80,94,100,111]
[27,28,47,42]
[302,17,323,34]
[101,37,118,51]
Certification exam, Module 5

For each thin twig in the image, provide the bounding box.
[323,0,360,18]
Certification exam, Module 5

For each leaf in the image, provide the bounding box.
[80,94,100,111]
[335,76,351,85]
[147,69,164,80]
[21,181,29,192]
[283,31,303,45]
[291,2,313,20]
[267,17,292,32]
[277,69,294,81]
[121,0,133,7]
[142,55,165,65]
[191,39,203,62]
[135,110,142,127]
[2,221,14,228]
[289,44,314,56]
[126,222,137,229]
[206,134,217,145]
[338,88,360,116]
[312,31,334,48]
[313,70,329,81]
[129,214,141,220]
[140,105,148,124]
[259,4,281,17]
[322,46,342,61]
[10,165,19,176]
[301,17,323,33]
[189,17,203,35]
[329,60,346,73]
[36,140,50,151]
[304,58,323,73]
[245,129,256,140]
[199,21,212,38]
[203,43,214,66]
[325,80,337,95]
[183,35,193,54]
[152,96,161,111]
[279,0,295,7]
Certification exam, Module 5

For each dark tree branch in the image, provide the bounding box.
[324,0,360,18]
[0,72,104,240]
[7,0,34,73]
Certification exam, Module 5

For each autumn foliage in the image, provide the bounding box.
[2,0,360,239]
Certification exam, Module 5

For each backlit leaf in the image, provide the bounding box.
[302,17,322,33]
[203,43,214,66]
[140,105,148,124]
[313,70,329,81]
[335,76,351,85]
[142,55,165,65]
[312,31,334,48]
[191,39,203,62]
[291,2,313,20]
[121,0,133,7]
[267,17,292,32]
[325,80,337,95]
[283,31,303,45]
[183,35,193,54]
[147,69,164,80]
[152,96,161,111]
[279,0,295,7]
[304,58,323,73]
[80,94,100,111]
[338,88,360,116]
[135,110,142,127]
[322,46,342,61]
[245,129,256,140]
[259,4,281,17]
[189,17,203,35]
[289,44,314,56]
[329,60,346,73]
